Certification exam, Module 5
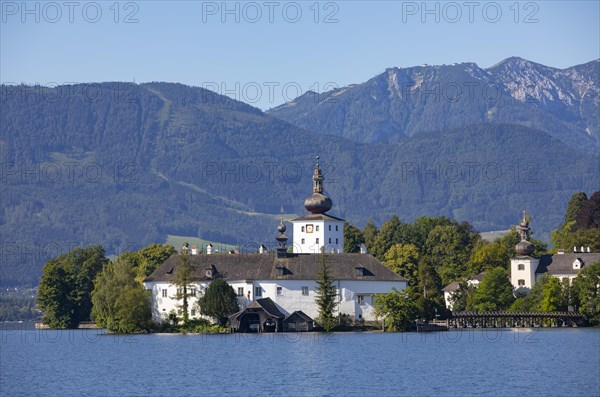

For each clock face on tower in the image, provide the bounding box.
[306,224,314,233]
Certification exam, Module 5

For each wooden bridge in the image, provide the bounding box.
[447,311,584,328]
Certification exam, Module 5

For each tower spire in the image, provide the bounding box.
[313,155,324,194]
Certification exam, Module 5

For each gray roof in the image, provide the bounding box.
[144,252,405,283]
[247,298,285,318]
[442,281,460,293]
[536,253,600,275]
[284,311,314,323]
[291,213,345,222]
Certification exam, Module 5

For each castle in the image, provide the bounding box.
[144,159,407,330]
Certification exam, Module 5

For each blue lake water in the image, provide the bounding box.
[1,326,599,397]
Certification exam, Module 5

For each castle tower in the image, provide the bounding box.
[275,207,289,259]
[510,211,540,292]
[291,157,345,254]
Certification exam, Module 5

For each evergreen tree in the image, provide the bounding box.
[362,219,379,250]
[573,191,599,230]
[198,278,238,325]
[315,253,338,331]
[173,252,195,323]
[344,222,365,253]
[564,192,588,224]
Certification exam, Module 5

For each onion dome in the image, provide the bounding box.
[275,207,288,246]
[515,210,534,256]
[515,240,534,256]
[304,157,333,214]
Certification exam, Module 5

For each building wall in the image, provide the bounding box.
[292,220,344,254]
[510,257,540,290]
[144,278,407,323]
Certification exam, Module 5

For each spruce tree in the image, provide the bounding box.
[315,253,338,331]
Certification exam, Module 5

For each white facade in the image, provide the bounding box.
[510,256,539,291]
[145,277,407,322]
[292,219,344,254]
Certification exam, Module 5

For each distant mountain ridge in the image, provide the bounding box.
[1,79,598,286]
[267,57,600,152]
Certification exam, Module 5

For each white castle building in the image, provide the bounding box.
[510,212,599,292]
[144,159,407,329]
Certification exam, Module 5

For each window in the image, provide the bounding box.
[316,238,320,245]
[518,279,525,286]
[518,264,525,271]
[301,238,305,244]
[302,286,309,296]
[301,226,305,232]
[328,225,331,231]
[255,286,262,297]
[191,309,196,316]
[316,225,319,231]
[237,287,244,297]
[336,238,338,244]
[277,286,282,295]
[276,266,285,276]
[355,267,364,276]
[357,295,365,305]
[190,288,197,297]
[162,289,168,298]
[328,238,332,244]
[336,225,339,231]
[177,309,182,315]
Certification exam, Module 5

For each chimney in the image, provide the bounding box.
[259,245,267,254]
[206,244,213,255]
[557,249,564,255]
[191,245,198,255]
[181,242,189,254]
[580,246,584,253]
[574,246,577,252]
[360,243,367,254]
[587,247,591,253]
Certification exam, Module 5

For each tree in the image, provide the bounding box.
[38,246,107,328]
[573,191,599,230]
[362,219,379,250]
[449,281,473,312]
[564,192,588,224]
[344,222,365,253]
[374,289,418,331]
[370,216,402,260]
[469,267,514,311]
[136,244,177,278]
[572,261,600,325]
[467,240,511,274]
[172,253,196,323]
[539,276,566,312]
[384,243,419,285]
[425,224,477,286]
[91,259,152,333]
[198,278,238,325]
[414,258,445,320]
[315,253,338,331]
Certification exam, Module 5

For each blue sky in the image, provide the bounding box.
[2,0,599,109]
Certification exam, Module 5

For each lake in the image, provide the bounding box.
[1,326,599,397]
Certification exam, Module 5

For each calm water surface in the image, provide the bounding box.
[1,327,599,397]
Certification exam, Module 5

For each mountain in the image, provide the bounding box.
[267,58,600,152]
[1,82,598,286]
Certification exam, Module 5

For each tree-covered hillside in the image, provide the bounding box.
[1,82,597,285]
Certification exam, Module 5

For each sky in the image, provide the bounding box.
[1,0,599,109]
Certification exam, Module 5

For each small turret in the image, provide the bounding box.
[275,207,288,259]
[515,211,534,256]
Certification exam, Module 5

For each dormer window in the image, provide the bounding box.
[276,266,285,276]
[355,266,364,277]
[205,265,216,278]
[573,259,582,270]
